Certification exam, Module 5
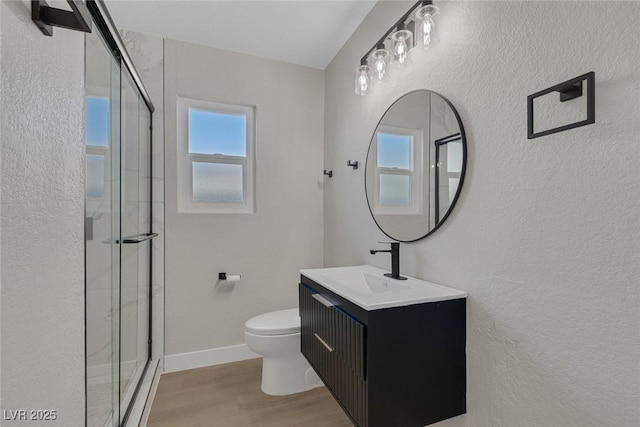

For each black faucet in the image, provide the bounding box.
[370,242,407,280]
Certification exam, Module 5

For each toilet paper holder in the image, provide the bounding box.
[218,272,241,281]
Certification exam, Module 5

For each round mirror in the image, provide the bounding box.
[365,90,467,242]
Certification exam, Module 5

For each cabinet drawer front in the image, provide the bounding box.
[299,284,366,377]
[300,284,368,426]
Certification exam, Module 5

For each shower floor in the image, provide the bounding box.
[147,358,353,427]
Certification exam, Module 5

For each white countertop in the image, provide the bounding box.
[299,265,466,311]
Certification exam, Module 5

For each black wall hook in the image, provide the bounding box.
[347,160,359,170]
[323,170,333,178]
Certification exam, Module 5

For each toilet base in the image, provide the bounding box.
[244,310,323,396]
[261,354,323,396]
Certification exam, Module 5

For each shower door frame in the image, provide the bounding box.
[84,0,156,425]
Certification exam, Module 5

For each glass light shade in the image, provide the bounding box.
[354,65,372,96]
[415,5,439,49]
[371,48,390,81]
[390,29,413,68]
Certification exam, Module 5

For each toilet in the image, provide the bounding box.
[244,308,322,396]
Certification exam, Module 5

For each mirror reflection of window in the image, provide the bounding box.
[374,126,423,214]
[377,132,411,169]
[85,96,110,199]
[377,132,411,206]
[380,174,411,205]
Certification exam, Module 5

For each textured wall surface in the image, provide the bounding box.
[1,0,85,424]
[164,39,325,355]
[324,1,640,426]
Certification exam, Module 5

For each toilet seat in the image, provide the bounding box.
[245,308,300,336]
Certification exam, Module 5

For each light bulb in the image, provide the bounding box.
[354,65,371,96]
[394,36,408,64]
[375,57,385,78]
[420,14,434,46]
[371,48,390,81]
[416,4,439,49]
[390,28,413,68]
[358,73,369,92]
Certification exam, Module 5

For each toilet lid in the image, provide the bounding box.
[245,308,300,336]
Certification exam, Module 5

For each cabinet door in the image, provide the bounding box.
[299,284,368,426]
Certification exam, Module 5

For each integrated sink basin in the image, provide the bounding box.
[300,265,466,310]
[317,269,413,294]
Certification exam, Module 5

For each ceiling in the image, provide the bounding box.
[106,0,378,70]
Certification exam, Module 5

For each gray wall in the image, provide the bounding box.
[164,39,325,356]
[1,0,85,424]
[324,1,640,426]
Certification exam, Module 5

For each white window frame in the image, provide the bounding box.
[373,125,423,215]
[177,97,256,214]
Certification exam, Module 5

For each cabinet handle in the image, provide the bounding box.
[312,293,335,308]
[314,333,334,353]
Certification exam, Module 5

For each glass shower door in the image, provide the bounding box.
[85,29,121,427]
[85,28,152,427]
[119,67,151,423]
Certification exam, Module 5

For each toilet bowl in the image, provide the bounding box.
[245,308,322,396]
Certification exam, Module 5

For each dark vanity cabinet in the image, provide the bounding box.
[299,275,466,427]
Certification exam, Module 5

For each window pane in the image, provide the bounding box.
[192,162,243,202]
[377,132,411,170]
[189,109,246,157]
[86,154,105,198]
[86,97,109,147]
[379,174,410,206]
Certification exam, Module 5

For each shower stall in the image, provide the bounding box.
[83,2,156,425]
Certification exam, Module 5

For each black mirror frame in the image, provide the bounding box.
[364,89,468,243]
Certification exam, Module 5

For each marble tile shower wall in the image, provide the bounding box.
[121,29,165,367]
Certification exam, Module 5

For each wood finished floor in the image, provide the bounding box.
[147,358,354,427]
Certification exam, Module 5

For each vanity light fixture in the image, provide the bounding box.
[356,0,440,96]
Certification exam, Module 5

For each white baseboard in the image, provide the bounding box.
[163,344,260,373]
